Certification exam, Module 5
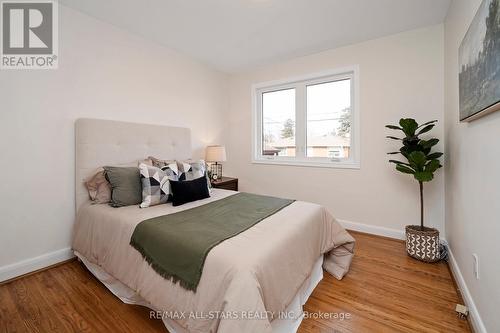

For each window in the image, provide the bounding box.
[253,67,359,168]
[262,89,296,157]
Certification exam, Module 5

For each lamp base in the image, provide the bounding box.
[210,162,223,180]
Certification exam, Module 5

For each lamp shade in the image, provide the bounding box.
[205,145,227,162]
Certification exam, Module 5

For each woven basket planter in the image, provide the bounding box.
[405,225,440,262]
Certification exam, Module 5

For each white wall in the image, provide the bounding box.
[226,25,445,236]
[444,0,499,331]
[6,11,495,332]
[0,5,228,271]
[1,7,495,332]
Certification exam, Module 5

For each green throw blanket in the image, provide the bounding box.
[130,192,294,292]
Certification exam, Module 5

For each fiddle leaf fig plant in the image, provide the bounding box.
[386,118,443,230]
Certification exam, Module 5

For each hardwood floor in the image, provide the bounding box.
[0,231,470,333]
[298,232,470,333]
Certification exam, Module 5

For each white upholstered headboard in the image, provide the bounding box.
[75,118,192,212]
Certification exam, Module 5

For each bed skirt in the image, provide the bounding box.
[74,251,324,333]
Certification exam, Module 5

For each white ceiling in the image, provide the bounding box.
[59,0,451,73]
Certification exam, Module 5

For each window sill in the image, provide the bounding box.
[251,158,360,169]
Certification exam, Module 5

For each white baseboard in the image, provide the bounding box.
[0,247,74,283]
[338,219,406,240]
[447,248,487,333]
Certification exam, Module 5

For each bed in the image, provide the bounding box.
[73,118,355,333]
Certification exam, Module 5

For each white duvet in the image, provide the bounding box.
[72,189,355,333]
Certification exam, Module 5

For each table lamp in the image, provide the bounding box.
[205,145,227,181]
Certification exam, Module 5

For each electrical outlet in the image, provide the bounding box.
[455,304,468,319]
[472,254,479,280]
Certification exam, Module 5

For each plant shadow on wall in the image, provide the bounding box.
[386,119,443,263]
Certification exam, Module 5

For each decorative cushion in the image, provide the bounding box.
[139,163,180,208]
[103,166,142,207]
[169,176,210,206]
[178,160,211,191]
[84,168,111,204]
[148,156,178,170]
[178,160,206,180]
[139,158,154,166]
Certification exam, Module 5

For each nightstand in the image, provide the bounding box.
[211,177,238,191]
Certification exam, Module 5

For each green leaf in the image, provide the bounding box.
[386,136,402,140]
[402,136,419,146]
[408,151,427,170]
[400,146,409,156]
[414,171,434,182]
[425,159,441,173]
[389,160,411,166]
[417,120,437,128]
[396,164,415,174]
[420,138,439,148]
[399,118,418,136]
[426,152,443,160]
[400,146,419,158]
[385,125,402,130]
[417,124,435,135]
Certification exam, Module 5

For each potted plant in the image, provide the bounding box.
[386,118,443,262]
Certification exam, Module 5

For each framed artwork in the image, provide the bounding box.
[459,0,499,121]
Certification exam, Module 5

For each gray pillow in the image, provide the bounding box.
[104,166,142,207]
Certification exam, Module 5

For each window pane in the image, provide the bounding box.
[262,88,296,157]
[306,79,351,159]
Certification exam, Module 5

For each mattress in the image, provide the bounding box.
[72,189,355,333]
[75,251,324,333]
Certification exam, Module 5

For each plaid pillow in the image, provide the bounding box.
[139,163,179,208]
[178,160,212,191]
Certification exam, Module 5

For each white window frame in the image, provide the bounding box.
[252,65,360,169]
